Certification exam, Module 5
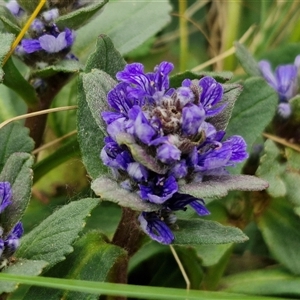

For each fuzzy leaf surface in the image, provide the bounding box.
[91,176,161,212]
[77,74,108,179]
[0,152,33,233]
[23,231,126,300]
[257,197,300,275]
[3,58,38,107]
[235,42,261,76]
[81,69,116,132]
[56,0,108,30]
[173,219,248,245]
[0,123,34,171]
[0,260,48,294]
[0,7,20,35]
[33,59,83,78]
[226,77,278,173]
[0,32,14,81]
[85,34,126,77]
[220,266,300,296]
[256,140,286,198]
[74,0,172,59]
[179,175,268,200]
[16,198,99,270]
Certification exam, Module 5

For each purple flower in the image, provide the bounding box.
[4,222,23,253]
[139,175,178,204]
[22,28,75,54]
[31,19,45,34]
[116,62,174,104]
[156,143,181,164]
[182,103,205,136]
[259,56,300,118]
[166,193,210,216]
[0,182,12,214]
[42,8,59,22]
[278,102,292,118]
[138,212,174,244]
[100,61,249,244]
[6,0,24,17]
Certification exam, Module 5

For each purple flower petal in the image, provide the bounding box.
[182,103,205,136]
[22,39,42,53]
[127,162,148,181]
[65,28,76,47]
[278,102,292,118]
[176,86,195,107]
[198,142,232,171]
[156,143,181,164]
[0,182,12,214]
[153,61,174,91]
[42,8,59,22]
[4,222,23,253]
[138,212,174,244]
[275,65,298,100]
[6,0,24,17]
[259,60,278,90]
[225,135,248,165]
[129,106,157,144]
[39,32,68,53]
[199,77,224,108]
[139,176,178,204]
[169,159,188,179]
[31,19,45,34]
[189,200,210,216]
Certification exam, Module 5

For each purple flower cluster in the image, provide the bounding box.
[0,182,23,259]
[100,62,248,244]
[6,1,76,66]
[259,56,300,118]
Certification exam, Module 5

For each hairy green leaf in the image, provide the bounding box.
[173,219,248,245]
[56,0,108,30]
[3,58,38,107]
[85,34,126,77]
[91,176,160,212]
[16,198,99,270]
[220,266,300,296]
[0,260,47,294]
[23,231,126,300]
[256,140,286,198]
[0,7,20,35]
[0,152,33,233]
[33,59,83,78]
[0,123,34,171]
[77,74,108,179]
[74,0,172,59]
[257,197,300,275]
[235,43,261,76]
[179,175,268,199]
[226,77,278,173]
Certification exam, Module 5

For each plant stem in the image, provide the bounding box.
[110,207,145,300]
[25,73,72,148]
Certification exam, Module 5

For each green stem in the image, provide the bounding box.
[25,72,72,148]
[179,0,188,72]
[110,207,145,300]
